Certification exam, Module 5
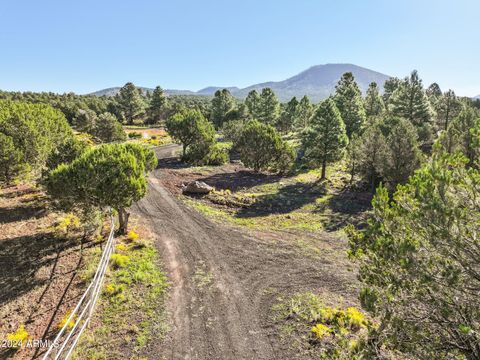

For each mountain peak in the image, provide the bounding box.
[90,63,391,102]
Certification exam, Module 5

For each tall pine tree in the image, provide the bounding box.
[437,90,462,130]
[211,89,236,128]
[383,77,401,107]
[118,82,145,125]
[245,90,261,119]
[334,72,366,138]
[277,96,298,134]
[383,118,422,188]
[257,88,280,125]
[364,82,385,120]
[147,86,168,124]
[389,71,434,127]
[294,95,314,131]
[302,98,348,179]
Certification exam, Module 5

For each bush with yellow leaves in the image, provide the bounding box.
[6,325,29,348]
[274,292,370,359]
[126,230,139,242]
[57,311,77,330]
[54,213,81,234]
[110,253,130,269]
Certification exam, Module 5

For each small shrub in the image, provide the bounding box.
[346,307,366,330]
[274,293,370,358]
[311,323,331,340]
[127,230,139,242]
[116,243,129,252]
[203,142,230,165]
[128,131,142,139]
[57,311,77,330]
[104,283,125,297]
[151,135,157,140]
[110,253,130,269]
[7,325,29,348]
[55,213,81,233]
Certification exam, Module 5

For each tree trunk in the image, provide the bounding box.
[118,208,130,235]
[321,160,327,180]
[350,161,355,185]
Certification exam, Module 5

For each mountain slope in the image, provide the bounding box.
[234,64,390,101]
[90,63,391,102]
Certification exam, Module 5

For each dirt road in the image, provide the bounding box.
[133,144,357,360]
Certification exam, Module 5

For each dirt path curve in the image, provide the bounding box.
[133,144,353,360]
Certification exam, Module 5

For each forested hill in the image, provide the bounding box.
[90,63,391,102]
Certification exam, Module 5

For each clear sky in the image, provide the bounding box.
[1,0,478,96]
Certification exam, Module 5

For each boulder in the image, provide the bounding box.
[182,181,214,194]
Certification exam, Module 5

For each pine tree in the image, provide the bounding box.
[294,95,314,131]
[440,107,480,166]
[389,71,434,127]
[94,112,126,143]
[245,90,261,119]
[211,89,236,127]
[357,122,389,193]
[257,88,280,125]
[119,82,145,125]
[302,98,348,179]
[166,109,215,160]
[383,77,401,107]
[236,120,294,172]
[0,133,22,184]
[334,72,366,138]
[73,108,97,133]
[383,118,422,188]
[437,90,462,130]
[147,86,168,124]
[364,82,385,120]
[277,96,298,133]
[426,82,442,99]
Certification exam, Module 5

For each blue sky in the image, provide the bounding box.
[1,0,478,96]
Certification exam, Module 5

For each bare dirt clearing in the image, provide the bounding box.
[134,145,365,360]
[0,185,99,360]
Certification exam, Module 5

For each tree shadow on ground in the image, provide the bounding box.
[156,156,190,170]
[236,182,326,218]
[198,170,284,192]
[0,187,37,199]
[0,203,47,224]
[314,190,372,231]
[0,232,94,306]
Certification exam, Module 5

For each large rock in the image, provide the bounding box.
[182,181,214,194]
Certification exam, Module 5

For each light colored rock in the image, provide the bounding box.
[182,181,214,194]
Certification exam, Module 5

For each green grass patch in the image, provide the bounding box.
[73,235,169,359]
[184,198,325,233]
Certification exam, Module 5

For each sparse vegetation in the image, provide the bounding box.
[272,292,370,359]
[74,223,169,359]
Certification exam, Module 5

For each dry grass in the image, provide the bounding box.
[0,184,103,359]
[124,126,167,138]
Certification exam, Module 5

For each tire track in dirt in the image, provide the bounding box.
[133,144,358,360]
